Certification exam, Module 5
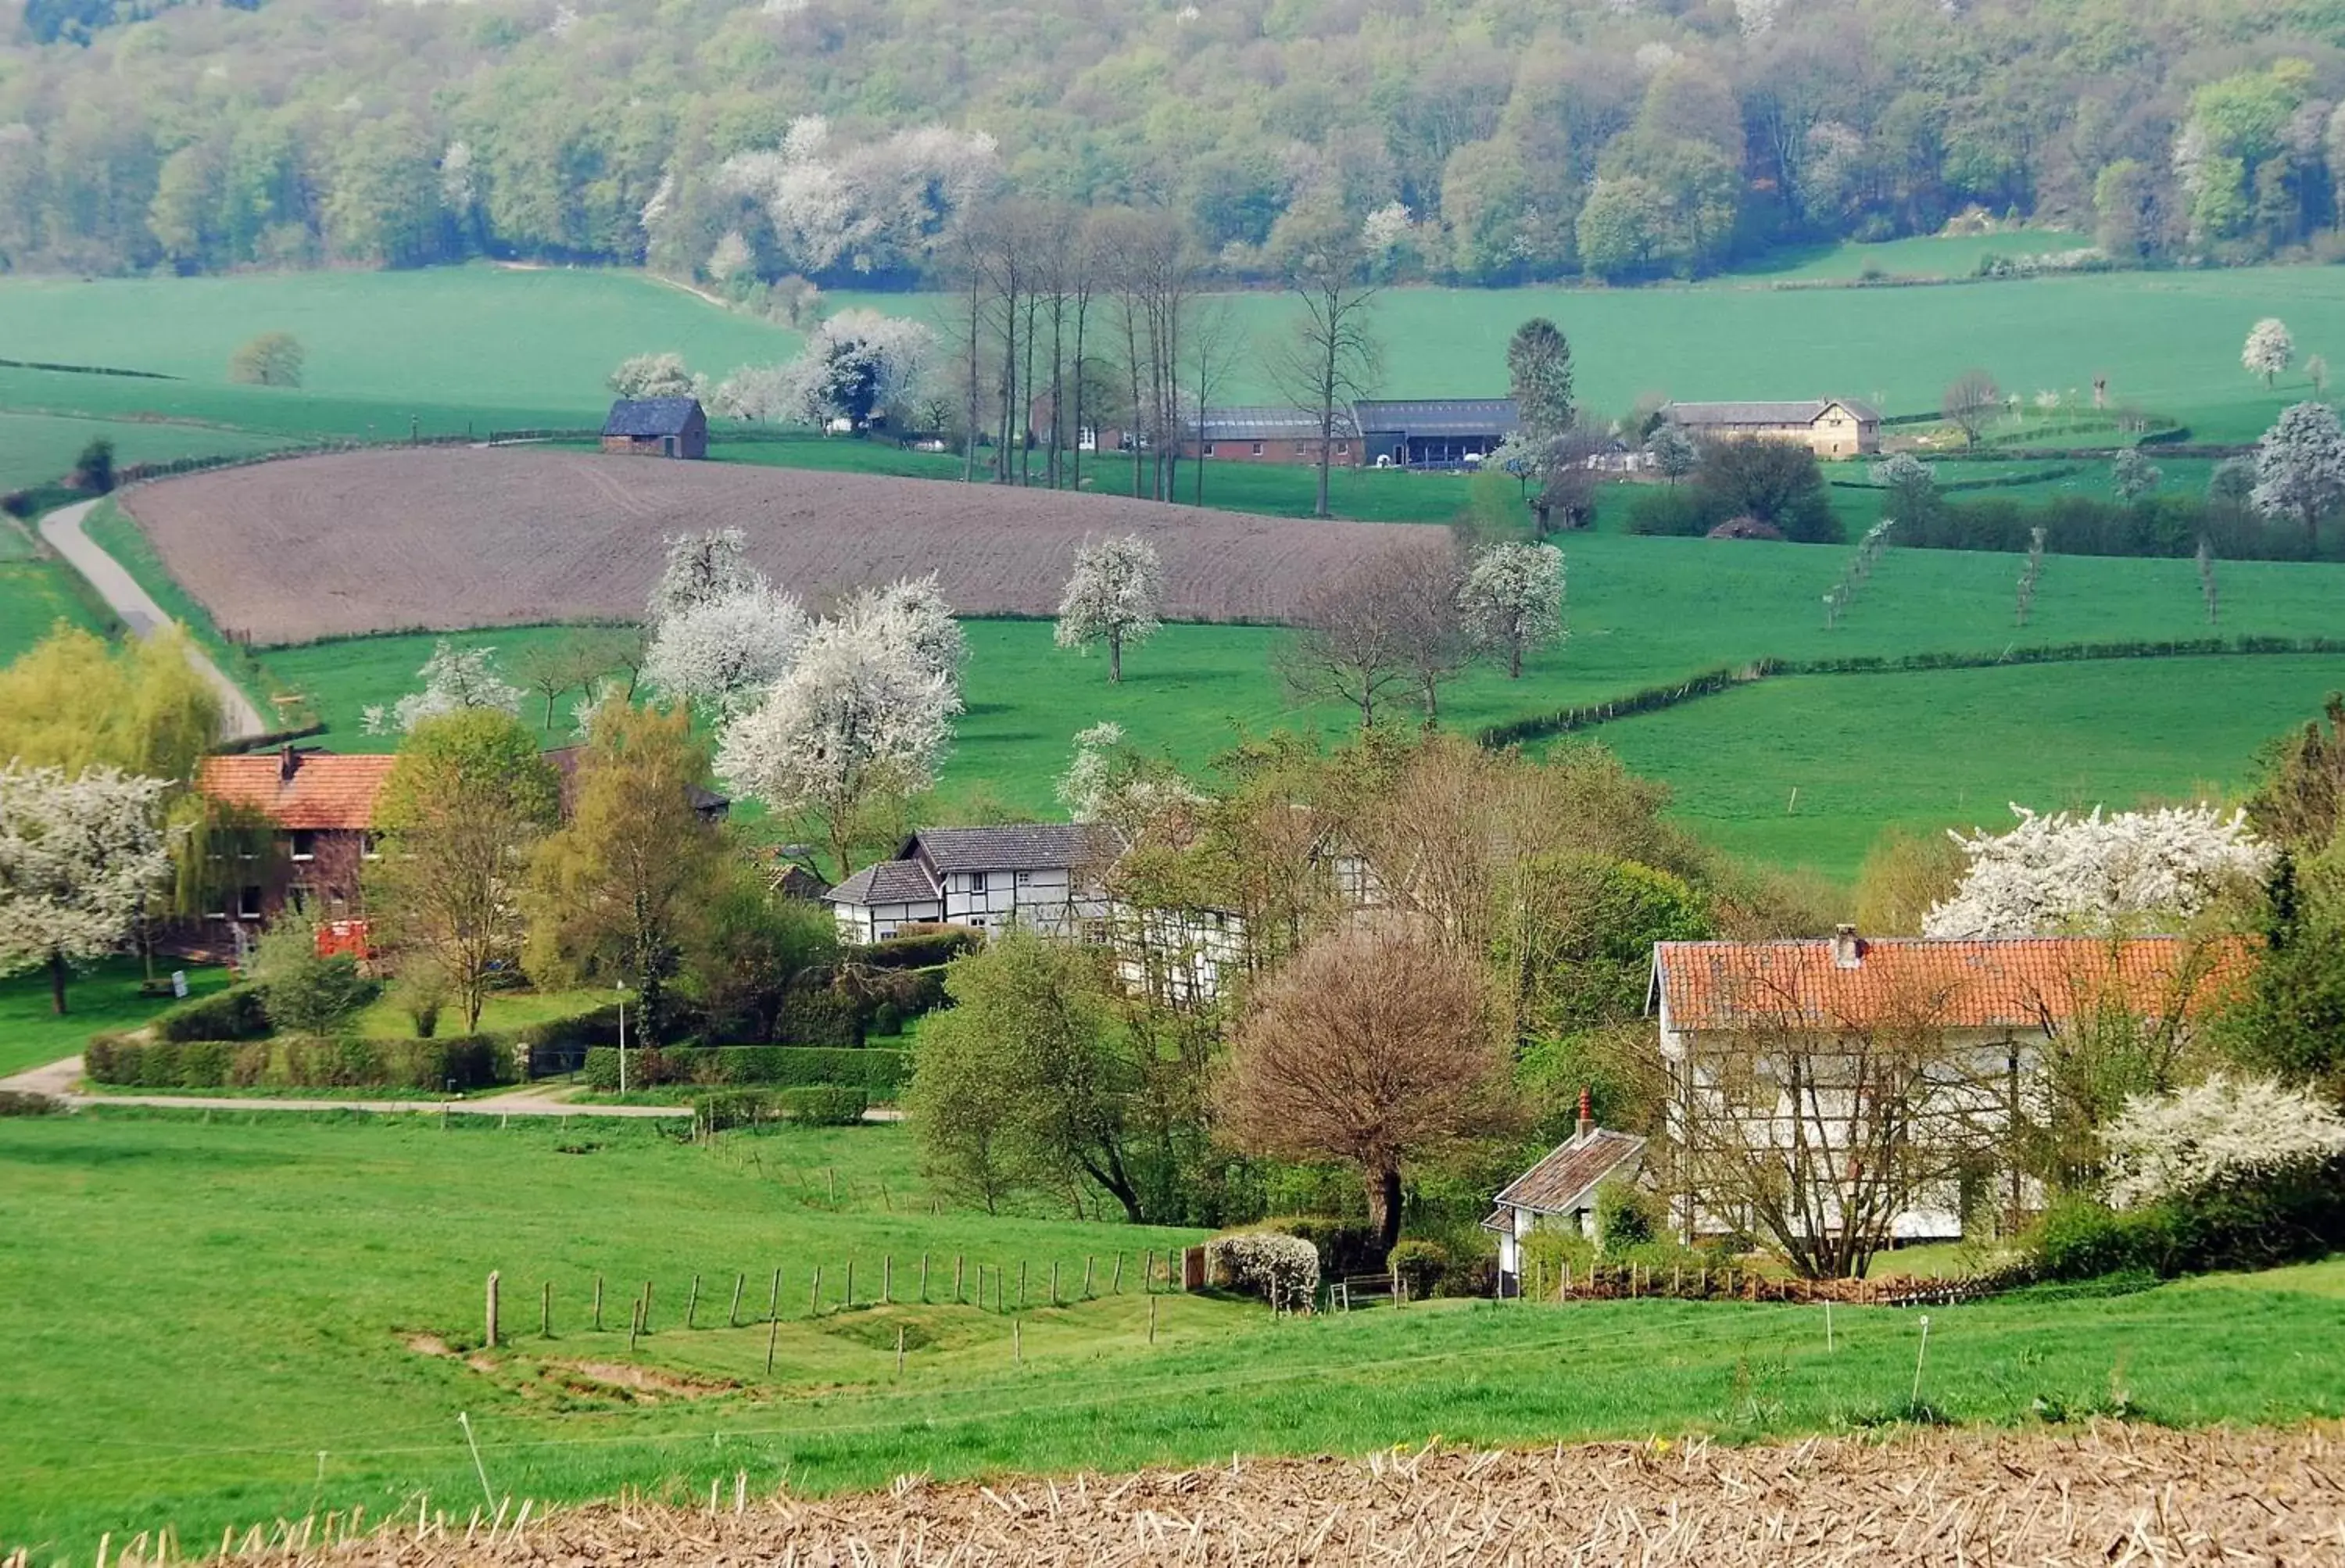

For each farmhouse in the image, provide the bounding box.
[600,396,707,459]
[1648,929,2237,1243]
[1484,1091,1648,1294]
[193,747,395,935]
[825,824,1110,943]
[1660,399,1881,458]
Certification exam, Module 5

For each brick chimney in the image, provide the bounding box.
[1831,923,1863,969]
[1577,1085,1595,1144]
[277,744,301,783]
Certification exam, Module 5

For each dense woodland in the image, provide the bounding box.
[2,0,2343,286]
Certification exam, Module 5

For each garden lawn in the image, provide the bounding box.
[0,958,233,1079]
[349,987,612,1040]
[1595,653,2345,876]
[3,1111,2343,1556]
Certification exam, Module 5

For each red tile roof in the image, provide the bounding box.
[197,750,396,831]
[1652,936,2244,1035]
[1494,1129,1647,1216]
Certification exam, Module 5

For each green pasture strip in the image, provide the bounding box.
[1724,230,2094,282]
[2,1107,2339,1552]
[0,412,287,495]
[0,559,111,664]
[0,268,797,413]
[76,501,278,719]
[1596,653,2345,879]
[0,959,233,1079]
[260,625,627,750]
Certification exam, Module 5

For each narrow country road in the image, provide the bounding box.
[0,1054,692,1119]
[38,498,268,740]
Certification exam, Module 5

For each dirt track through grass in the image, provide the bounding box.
[123,448,1425,641]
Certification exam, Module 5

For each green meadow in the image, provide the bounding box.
[3,1110,2342,1554]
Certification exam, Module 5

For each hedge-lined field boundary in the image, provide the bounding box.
[1477,635,2345,748]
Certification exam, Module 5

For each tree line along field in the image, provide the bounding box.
[3,1112,2343,1552]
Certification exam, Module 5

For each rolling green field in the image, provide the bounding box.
[0,413,286,493]
[0,961,232,1079]
[3,1111,2342,1555]
[240,527,2345,879]
[1726,230,2094,282]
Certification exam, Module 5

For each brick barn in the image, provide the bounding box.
[601,396,708,459]
[1183,406,1362,467]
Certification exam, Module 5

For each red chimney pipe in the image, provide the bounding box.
[1577,1086,1594,1143]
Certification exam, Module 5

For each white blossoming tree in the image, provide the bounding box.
[1922,804,2273,939]
[0,763,171,1015]
[643,581,810,718]
[609,352,700,399]
[1645,421,1698,482]
[715,618,961,879]
[646,528,758,628]
[753,310,936,431]
[1457,541,1565,678]
[838,573,965,691]
[1055,721,1200,825]
[2242,317,2294,388]
[2111,446,2162,503]
[1054,535,1164,684]
[360,640,524,736]
[2252,401,2345,552]
[2104,1074,2345,1209]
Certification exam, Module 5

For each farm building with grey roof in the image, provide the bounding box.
[601,396,707,459]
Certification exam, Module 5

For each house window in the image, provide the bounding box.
[1203,442,1216,456]
[1250,442,1265,456]
[360,832,380,860]
[291,829,317,861]
[878,926,897,941]
[968,915,989,929]
[1335,442,1349,454]
[238,886,263,921]
[1015,871,1032,885]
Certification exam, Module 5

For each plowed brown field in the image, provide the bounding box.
[123,449,1428,643]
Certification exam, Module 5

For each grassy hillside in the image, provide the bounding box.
[4,1111,2342,1552]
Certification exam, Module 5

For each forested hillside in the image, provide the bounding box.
[0,0,2340,288]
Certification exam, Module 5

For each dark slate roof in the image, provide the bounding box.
[1663,399,1881,427]
[1198,405,1355,441]
[1352,398,1520,436]
[602,397,704,437]
[543,746,728,817]
[911,824,1099,873]
[825,860,943,908]
[1492,1130,1647,1216]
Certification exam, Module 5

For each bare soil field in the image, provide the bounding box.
[123,449,1426,644]
[107,1426,2345,1567]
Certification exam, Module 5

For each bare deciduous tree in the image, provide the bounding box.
[1942,369,2001,449]
[1220,924,1508,1255]
[1278,550,1417,728]
[1269,210,1381,518]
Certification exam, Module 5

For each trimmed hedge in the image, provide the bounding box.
[84,1034,509,1090]
[861,927,978,971]
[779,987,862,1047]
[152,984,272,1043]
[582,1044,908,1095]
[778,1084,868,1125]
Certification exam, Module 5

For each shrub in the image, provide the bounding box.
[581,1044,908,1094]
[392,965,449,1039]
[1597,1178,1661,1250]
[1260,1215,1382,1278]
[152,984,271,1042]
[861,925,979,971]
[2103,1074,2345,1209]
[0,1089,62,1115]
[1624,487,1716,537]
[778,1084,868,1124]
[1387,1238,1449,1298]
[262,955,379,1036]
[871,1001,905,1036]
[1205,1231,1321,1307]
[70,438,114,494]
[83,1034,507,1090]
[694,1089,776,1132]
[779,986,862,1046]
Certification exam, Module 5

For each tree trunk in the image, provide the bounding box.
[1316,434,1332,518]
[48,947,68,1016]
[1357,689,1373,729]
[1109,630,1122,684]
[1369,1165,1403,1258]
[1509,638,1523,679]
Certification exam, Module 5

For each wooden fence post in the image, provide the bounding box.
[920,1252,930,1303]
[1019,1261,1028,1311]
[1148,1294,1158,1344]
[1084,1256,1095,1298]
[810,1266,822,1318]
[729,1273,744,1328]
[954,1255,965,1304]
[846,1258,855,1306]
[641,1281,653,1334]
[686,1273,700,1330]
[764,1311,780,1374]
[593,1274,604,1332]
[896,1324,906,1376]
[1112,1254,1124,1294]
[1051,1261,1060,1307]
[628,1297,641,1353]
[767,1268,782,1323]
[883,1255,893,1305]
[541,1281,552,1338]
[1012,1318,1022,1363]
[485,1271,500,1348]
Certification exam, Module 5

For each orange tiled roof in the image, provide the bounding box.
[1652,936,2245,1034]
[196,751,397,831]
